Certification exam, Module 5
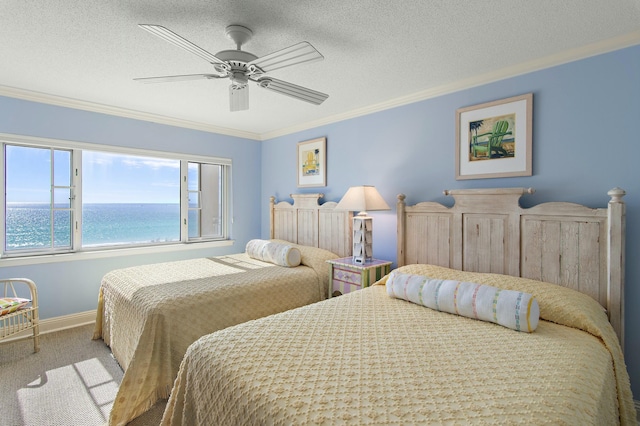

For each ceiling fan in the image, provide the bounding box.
[135,24,329,112]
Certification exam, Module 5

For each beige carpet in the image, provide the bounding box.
[0,324,165,426]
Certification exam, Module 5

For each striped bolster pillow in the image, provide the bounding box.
[386,271,539,332]
[245,239,301,267]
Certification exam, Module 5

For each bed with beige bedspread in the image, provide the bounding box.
[161,264,635,425]
[93,243,338,426]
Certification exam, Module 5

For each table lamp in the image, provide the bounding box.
[336,185,390,264]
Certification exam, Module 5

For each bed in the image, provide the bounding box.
[160,187,635,425]
[92,193,352,426]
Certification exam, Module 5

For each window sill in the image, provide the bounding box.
[0,239,235,267]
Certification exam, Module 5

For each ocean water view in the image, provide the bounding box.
[5,203,181,250]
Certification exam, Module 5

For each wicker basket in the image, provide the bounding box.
[1,278,40,352]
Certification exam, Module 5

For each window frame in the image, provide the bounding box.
[1,133,233,264]
[185,161,226,242]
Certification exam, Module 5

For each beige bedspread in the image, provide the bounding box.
[93,244,338,426]
[161,264,635,426]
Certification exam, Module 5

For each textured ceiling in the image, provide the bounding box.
[1,1,639,139]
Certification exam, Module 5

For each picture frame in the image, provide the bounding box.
[455,93,532,180]
[297,137,326,187]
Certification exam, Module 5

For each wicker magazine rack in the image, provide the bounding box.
[1,278,40,352]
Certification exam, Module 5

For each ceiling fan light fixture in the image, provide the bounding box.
[229,84,249,112]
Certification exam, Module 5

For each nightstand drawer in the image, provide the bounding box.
[332,266,363,285]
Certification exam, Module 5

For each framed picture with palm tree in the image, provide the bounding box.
[297,137,327,187]
[455,93,532,180]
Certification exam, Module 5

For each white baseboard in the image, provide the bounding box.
[40,309,97,334]
[1,309,96,344]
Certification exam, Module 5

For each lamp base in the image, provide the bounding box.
[352,215,373,264]
[353,256,372,265]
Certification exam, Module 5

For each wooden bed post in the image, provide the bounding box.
[607,187,626,349]
[269,196,276,240]
[396,194,406,267]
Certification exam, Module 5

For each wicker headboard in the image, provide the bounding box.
[270,193,353,258]
[397,187,626,347]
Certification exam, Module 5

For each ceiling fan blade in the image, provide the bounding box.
[139,24,227,66]
[229,84,249,112]
[134,74,224,84]
[248,42,323,73]
[256,77,328,105]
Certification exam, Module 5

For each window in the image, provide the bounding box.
[187,162,224,240]
[4,145,74,254]
[2,137,231,258]
[81,151,181,247]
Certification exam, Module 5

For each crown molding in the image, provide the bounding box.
[261,30,640,140]
[0,85,262,141]
[1,31,638,142]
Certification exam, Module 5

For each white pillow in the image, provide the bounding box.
[245,239,301,267]
[386,271,539,332]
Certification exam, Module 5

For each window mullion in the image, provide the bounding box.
[73,149,82,251]
[180,161,189,243]
[49,149,55,250]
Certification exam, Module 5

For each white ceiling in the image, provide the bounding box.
[1,1,639,140]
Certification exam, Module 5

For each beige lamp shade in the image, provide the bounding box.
[335,185,390,215]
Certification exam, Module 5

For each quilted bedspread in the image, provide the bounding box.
[92,244,338,426]
[161,264,635,426]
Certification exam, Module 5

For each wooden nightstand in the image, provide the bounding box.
[327,257,392,298]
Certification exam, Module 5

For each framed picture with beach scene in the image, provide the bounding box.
[455,93,532,180]
[297,137,326,187]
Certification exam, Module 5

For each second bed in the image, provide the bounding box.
[93,193,351,425]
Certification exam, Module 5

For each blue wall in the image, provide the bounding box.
[0,96,262,318]
[261,45,640,397]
